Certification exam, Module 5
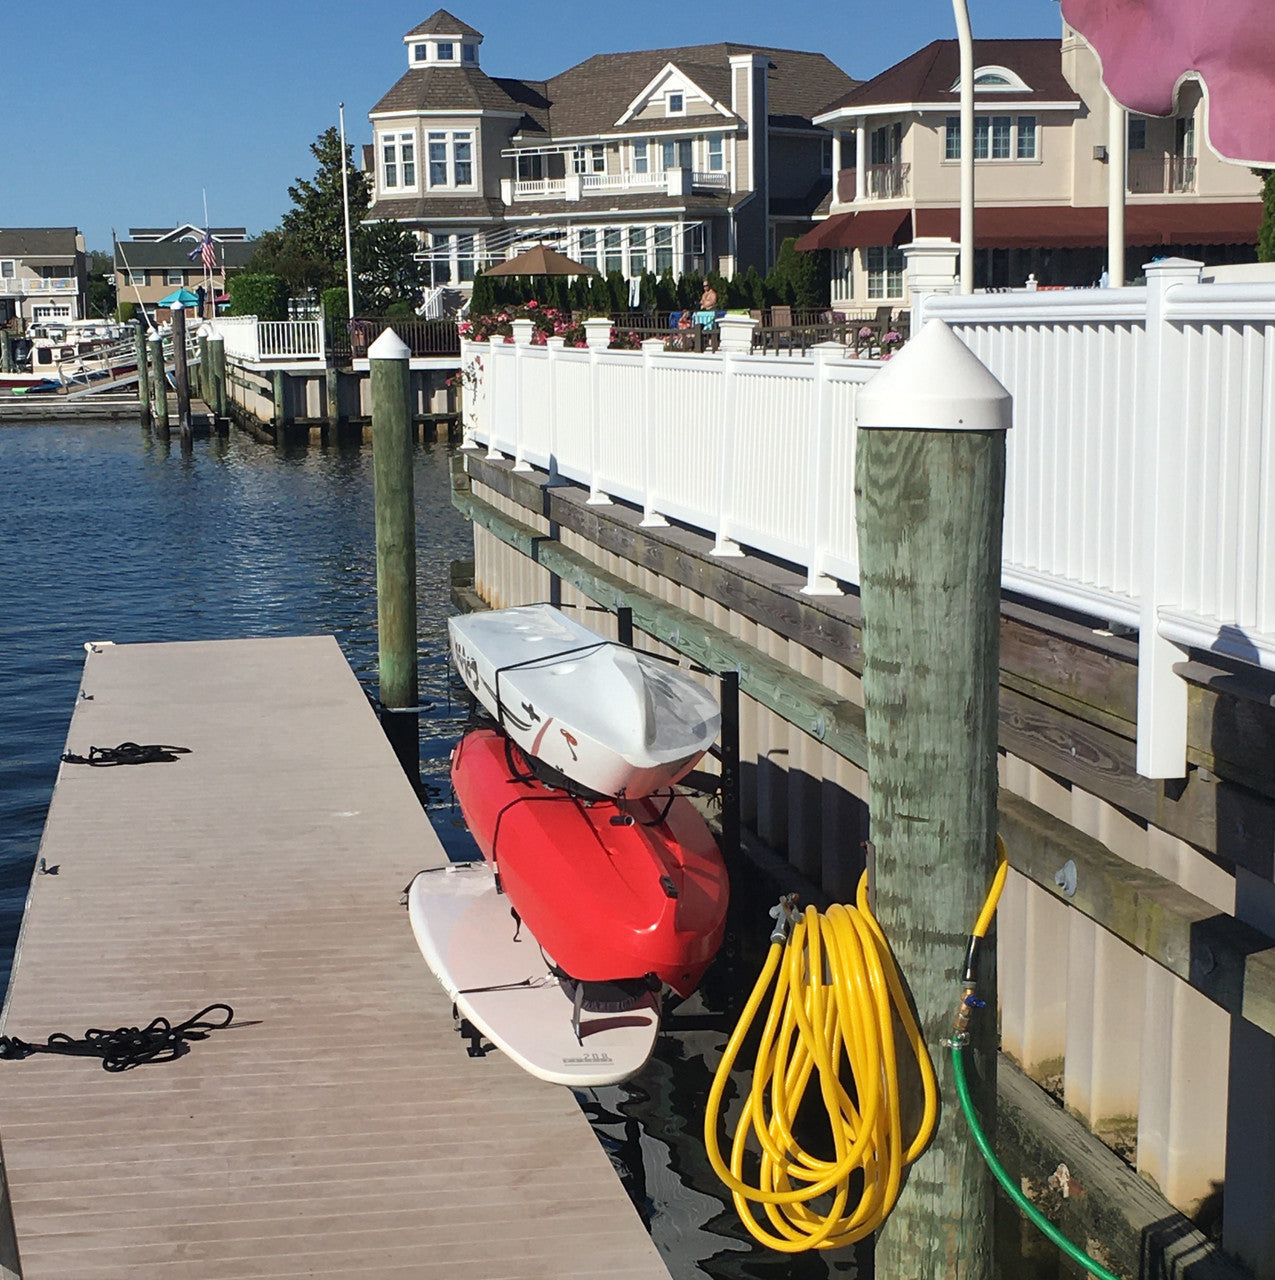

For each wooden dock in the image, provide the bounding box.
[0,636,670,1280]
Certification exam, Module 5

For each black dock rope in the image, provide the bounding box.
[61,742,191,767]
[0,1003,234,1071]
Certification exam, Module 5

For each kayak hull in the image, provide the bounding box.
[451,728,729,998]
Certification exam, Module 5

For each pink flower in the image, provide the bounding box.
[526,299,538,309]
[883,331,901,344]
[859,326,874,339]
[880,351,894,361]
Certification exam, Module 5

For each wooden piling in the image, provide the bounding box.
[207,333,227,424]
[134,322,150,427]
[170,306,191,444]
[148,334,168,438]
[854,320,1011,1280]
[326,366,341,436]
[0,329,13,375]
[272,370,289,444]
[369,328,419,784]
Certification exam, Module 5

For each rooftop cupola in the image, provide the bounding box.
[403,9,483,70]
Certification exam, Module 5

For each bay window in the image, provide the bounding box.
[865,246,904,300]
[427,131,474,188]
[382,132,416,190]
[944,115,1038,161]
[604,229,622,275]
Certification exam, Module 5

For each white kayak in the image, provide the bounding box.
[447,603,720,798]
[407,862,660,1087]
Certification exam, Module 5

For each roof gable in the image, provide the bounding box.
[614,62,734,127]
[816,38,1075,116]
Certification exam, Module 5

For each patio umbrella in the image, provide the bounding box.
[1060,0,1275,166]
[158,287,201,307]
[483,245,599,276]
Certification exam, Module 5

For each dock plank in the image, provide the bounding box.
[0,637,669,1279]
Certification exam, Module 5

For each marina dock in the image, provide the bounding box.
[0,636,670,1279]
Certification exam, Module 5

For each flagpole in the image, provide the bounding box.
[339,102,356,321]
[953,0,975,294]
[202,189,213,318]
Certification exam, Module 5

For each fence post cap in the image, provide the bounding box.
[856,318,1011,433]
[368,328,411,360]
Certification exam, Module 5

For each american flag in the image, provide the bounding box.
[188,231,217,272]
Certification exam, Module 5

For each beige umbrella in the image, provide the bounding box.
[483,244,599,276]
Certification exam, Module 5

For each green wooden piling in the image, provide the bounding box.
[134,322,151,427]
[370,329,418,783]
[198,333,209,403]
[0,329,13,375]
[170,306,192,444]
[272,370,289,444]
[208,334,227,423]
[854,320,1010,1280]
[148,334,169,437]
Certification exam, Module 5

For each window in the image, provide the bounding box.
[821,135,832,174]
[633,140,648,174]
[654,225,673,274]
[0,260,13,279]
[437,41,454,60]
[628,226,647,275]
[707,134,724,172]
[667,91,684,115]
[427,131,473,188]
[431,233,451,285]
[578,229,598,272]
[516,153,543,181]
[870,123,900,165]
[573,144,604,175]
[1176,115,1196,158]
[604,229,622,275]
[457,235,475,283]
[383,132,416,189]
[165,269,184,285]
[1128,116,1147,151]
[127,269,146,286]
[661,138,692,170]
[945,115,1037,161]
[462,43,476,63]
[414,43,427,62]
[865,246,904,300]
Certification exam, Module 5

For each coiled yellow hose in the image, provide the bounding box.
[702,871,938,1252]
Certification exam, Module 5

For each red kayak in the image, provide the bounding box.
[451,728,729,999]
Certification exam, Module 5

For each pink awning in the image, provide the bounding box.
[1060,0,1275,166]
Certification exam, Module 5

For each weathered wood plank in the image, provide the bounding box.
[0,637,669,1280]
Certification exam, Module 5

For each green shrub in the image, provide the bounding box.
[228,273,290,320]
[321,287,348,321]
[1260,169,1275,263]
[116,301,138,325]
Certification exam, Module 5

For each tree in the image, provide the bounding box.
[281,126,369,275]
[1259,169,1275,262]
[85,250,116,319]
[354,221,430,314]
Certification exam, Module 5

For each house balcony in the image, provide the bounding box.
[1127,153,1197,195]
[0,277,79,296]
[864,162,910,200]
[503,169,729,204]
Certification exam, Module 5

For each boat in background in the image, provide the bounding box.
[0,319,136,392]
[450,727,729,1000]
[448,603,720,798]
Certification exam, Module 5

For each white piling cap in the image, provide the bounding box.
[856,318,1011,433]
[368,328,411,360]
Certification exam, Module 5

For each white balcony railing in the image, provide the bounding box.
[0,276,79,296]
[580,171,666,192]
[864,162,909,199]
[462,263,1275,778]
[513,179,568,198]
[510,169,728,200]
[205,316,324,363]
[1127,152,1197,195]
[691,171,729,191]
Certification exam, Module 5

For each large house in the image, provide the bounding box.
[112,225,254,318]
[0,228,87,325]
[363,10,856,292]
[799,27,1263,307]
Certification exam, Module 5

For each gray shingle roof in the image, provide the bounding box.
[365,195,508,222]
[0,228,80,257]
[371,65,533,116]
[406,9,483,39]
[112,241,257,269]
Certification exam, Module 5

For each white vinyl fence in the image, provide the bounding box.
[465,261,1275,779]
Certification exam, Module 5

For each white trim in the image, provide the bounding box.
[813,99,1080,126]
[950,65,1032,93]
[371,109,521,121]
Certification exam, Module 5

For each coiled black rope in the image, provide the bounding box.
[61,742,191,767]
[0,1003,234,1071]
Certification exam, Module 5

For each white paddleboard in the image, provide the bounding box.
[407,863,660,1087]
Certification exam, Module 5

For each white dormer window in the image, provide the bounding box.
[667,91,685,116]
[413,43,427,62]
[437,41,455,61]
[462,43,476,63]
[951,65,1031,93]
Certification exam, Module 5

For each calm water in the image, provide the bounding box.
[0,421,862,1280]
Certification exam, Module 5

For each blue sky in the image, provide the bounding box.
[5,0,1063,254]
